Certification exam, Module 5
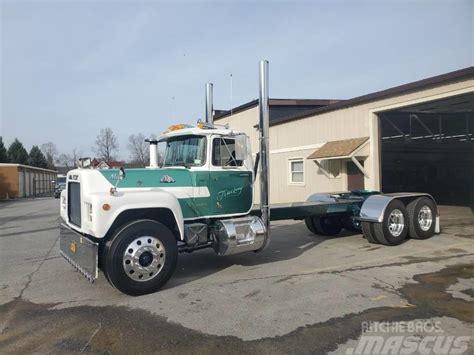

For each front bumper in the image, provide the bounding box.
[59,223,99,282]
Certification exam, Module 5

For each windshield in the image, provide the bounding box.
[163,135,207,168]
[57,177,66,184]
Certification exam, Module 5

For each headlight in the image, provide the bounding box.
[85,202,93,223]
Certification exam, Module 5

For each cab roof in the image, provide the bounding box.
[159,125,245,140]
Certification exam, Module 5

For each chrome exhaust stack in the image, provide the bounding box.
[145,139,159,168]
[205,82,214,124]
[209,61,271,256]
[257,60,271,251]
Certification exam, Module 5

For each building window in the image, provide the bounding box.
[289,159,304,184]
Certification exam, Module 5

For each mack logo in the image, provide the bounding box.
[160,175,175,183]
[217,187,243,202]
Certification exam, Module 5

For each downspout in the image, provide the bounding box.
[205,83,213,124]
[257,60,270,250]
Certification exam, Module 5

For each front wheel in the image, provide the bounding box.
[102,219,178,296]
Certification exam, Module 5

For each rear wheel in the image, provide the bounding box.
[361,221,379,244]
[407,197,436,240]
[304,217,317,234]
[312,215,343,236]
[373,200,408,246]
[342,217,362,232]
[102,219,178,296]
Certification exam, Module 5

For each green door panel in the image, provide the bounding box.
[188,171,212,218]
[208,170,253,215]
[100,168,252,219]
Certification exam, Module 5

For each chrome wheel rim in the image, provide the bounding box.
[388,209,404,237]
[418,206,433,231]
[123,236,165,282]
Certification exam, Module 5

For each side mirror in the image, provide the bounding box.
[234,135,247,160]
[119,167,126,180]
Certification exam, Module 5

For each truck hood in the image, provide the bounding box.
[100,168,194,189]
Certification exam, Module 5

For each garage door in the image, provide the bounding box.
[379,93,473,207]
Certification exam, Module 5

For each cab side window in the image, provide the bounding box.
[212,138,243,167]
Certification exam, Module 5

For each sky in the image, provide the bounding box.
[0,0,472,160]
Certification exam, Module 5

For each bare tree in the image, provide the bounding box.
[41,142,58,169]
[57,153,72,168]
[71,148,82,166]
[94,128,118,161]
[57,148,82,168]
[128,133,149,167]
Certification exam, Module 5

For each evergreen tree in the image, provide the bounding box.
[7,138,29,165]
[0,137,8,163]
[28,145,48,168]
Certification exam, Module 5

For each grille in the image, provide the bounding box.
[68,182,81,227]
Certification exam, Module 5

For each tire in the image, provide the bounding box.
[373,200,408,246]
[102,219,178,296]
[361,221,379,244]
[312,215,343,236]
[407,197,436,240]
[304,217,317,234]
[342,217,362,233]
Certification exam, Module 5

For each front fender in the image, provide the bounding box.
[88,188,184,239]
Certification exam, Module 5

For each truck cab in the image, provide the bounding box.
[154,125,254,219]
[59,123,267,295]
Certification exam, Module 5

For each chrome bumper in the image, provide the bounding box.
[59,223,99,282]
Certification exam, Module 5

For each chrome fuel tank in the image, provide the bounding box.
[212,216,266,256]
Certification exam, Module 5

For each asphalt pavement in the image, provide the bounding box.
[0,198,473,353]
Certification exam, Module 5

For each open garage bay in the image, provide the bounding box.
[380,92,474,206]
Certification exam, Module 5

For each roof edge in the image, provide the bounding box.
[270,66,474,127]
[0,163,58,173]
[213,98,342,120]
[215,66,473,125]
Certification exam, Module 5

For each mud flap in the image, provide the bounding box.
[60,223,98,282]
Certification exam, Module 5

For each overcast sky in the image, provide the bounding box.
[1,0,472,160]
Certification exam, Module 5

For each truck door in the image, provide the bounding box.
[208,137,253,216]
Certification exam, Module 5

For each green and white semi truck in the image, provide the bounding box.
[59,61,439,295]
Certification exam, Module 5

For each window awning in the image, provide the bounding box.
[307,137,370,178]
[307,137,369,160]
